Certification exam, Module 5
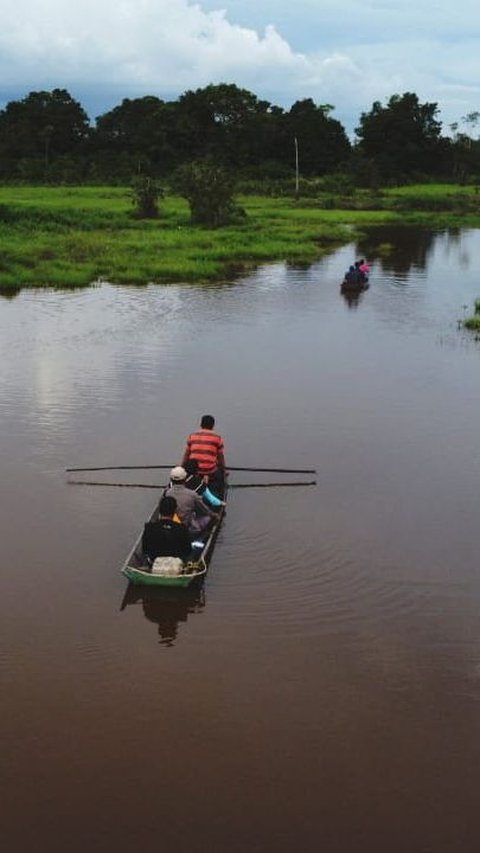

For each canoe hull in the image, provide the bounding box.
[121,485,226,588]
[341,279,369,291]
[122,564,205,587]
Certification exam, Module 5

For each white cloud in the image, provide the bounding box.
[1,0,479,133]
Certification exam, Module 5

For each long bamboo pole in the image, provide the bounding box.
[67,479,316,489]
[66,465,316,474]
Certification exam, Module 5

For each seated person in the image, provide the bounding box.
[354,260,368,283]
[166,466,219,534]
[142,495,191,563]
[344,265,361,284]
[183,459,225,508]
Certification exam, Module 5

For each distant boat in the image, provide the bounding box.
[342,265,369,290]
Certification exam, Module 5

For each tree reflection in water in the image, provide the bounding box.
[356,225,439,278]
[120,584,205,646]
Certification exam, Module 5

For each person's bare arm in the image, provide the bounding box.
[181,437,190,467]
[194,492,218,518]
[218,448,226,472]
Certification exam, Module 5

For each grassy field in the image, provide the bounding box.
[1,184,480,289]
[383,183,480,196]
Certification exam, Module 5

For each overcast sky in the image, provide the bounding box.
[1,0,479,135]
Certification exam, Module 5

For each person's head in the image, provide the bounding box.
[159,495,177,518]
[184,459,199,475]
[354,261,360,268]
[170,465,187,483]
[359,258,365,264]
[201,414,215,430]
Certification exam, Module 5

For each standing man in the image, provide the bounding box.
[181,414,226,497]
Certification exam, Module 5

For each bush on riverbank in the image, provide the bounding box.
[131,176,163,219]
[174,162,246,227]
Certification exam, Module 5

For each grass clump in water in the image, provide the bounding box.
[463,298,480,332]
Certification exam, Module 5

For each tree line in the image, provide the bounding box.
[0,84,479,186]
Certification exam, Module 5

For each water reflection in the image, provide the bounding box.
[120,583,205,646]
[0,286,21,301]
[2,227,480,853]
[356,225,438,277]
[340,280,370,308]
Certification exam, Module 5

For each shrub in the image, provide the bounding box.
[131,176,163,218]
[173,161,246,227]
[321,173,355,195]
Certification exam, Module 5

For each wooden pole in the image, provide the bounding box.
[294,136,299,196]
[67,480,316,489]
[66,465,174,473]
[66,465,316,474]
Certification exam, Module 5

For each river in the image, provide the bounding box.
[1,226,480,852]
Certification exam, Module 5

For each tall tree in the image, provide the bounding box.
[282,99,351,176]
[94,96,176,174]
[355,92,443,180]
[0,89,90,170]
[448,112,480,182]
[174,83,273,167]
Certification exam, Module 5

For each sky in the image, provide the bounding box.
[1,0,479,136]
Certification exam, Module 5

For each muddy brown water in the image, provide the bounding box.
[1,227,480,852]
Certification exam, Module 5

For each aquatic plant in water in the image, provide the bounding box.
[462,298,480,332]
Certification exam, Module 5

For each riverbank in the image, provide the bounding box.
[1,185,480,289]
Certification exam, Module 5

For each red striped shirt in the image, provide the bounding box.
[184,429,224,474]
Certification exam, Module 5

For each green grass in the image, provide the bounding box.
[383,183,480,197]
[463,298,480,332]
[381,183,480,215]
[1,185,480,289]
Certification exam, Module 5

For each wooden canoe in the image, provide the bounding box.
[341,277,369,291]
[121,486,227,588]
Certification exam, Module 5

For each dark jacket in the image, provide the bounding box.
[142,518,191,561]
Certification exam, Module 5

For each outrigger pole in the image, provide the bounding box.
[67,480,317,489]
[66,465,316,474]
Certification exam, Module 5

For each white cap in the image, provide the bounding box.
[170,466,187,481]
